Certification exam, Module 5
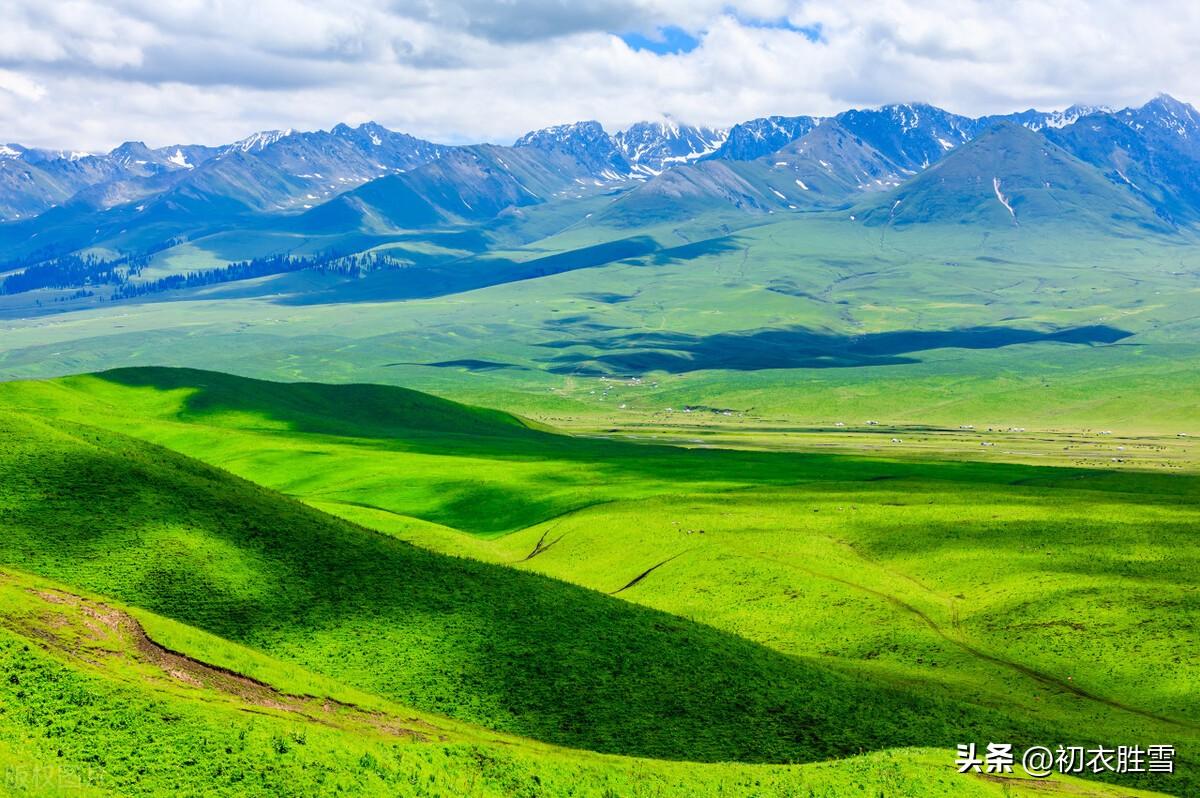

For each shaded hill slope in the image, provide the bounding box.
[0,403,1061,767]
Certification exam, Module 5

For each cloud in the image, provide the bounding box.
[0,0,1196,151]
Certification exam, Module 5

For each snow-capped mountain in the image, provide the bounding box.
[513,121,631,179]
[833,103,979,171]
[980,104,1112,132]
[2,95,1199,244]
[1044,95,1200,223]
[225,129,295,154]
[612,119,727,175]
[706,115,820,161]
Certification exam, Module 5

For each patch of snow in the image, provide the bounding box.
[993,177,1017,222]
[228,129,293,153]
[771,189,787,200]
[937,137,955,150]
[794,178,809,190]
[167,149,193,169]
[1115,169,1140,190]
[0,144,22,158]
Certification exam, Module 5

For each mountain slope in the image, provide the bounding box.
[834,102,978,172]
[514,121,630,178]
[1047,95,1200,223]
[861,122,1170,230]
[297,143,619,234]
[613,119,727,174]
[594,120,904,225]
[1,569,1145,798]
[705,115,819,160]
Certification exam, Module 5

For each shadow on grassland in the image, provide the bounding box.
[272,234,743,306]
[541,324,1134,374]
[87,367,1200,536]
[0,415,1075,770]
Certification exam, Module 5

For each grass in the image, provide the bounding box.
[0,211,1197,795]
[0,535,1174,798]
[0,368,1195,796]
[1,214,1197,432]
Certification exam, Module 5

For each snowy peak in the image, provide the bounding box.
[982,104,1112,132]
[514,121,631,178]
[835,103,978,170]
[1038,104,1113,129]
[612,119,727,174]
[1124,94,1200,138]
[514,120,611,150]
[706,115,819,161]
[226,129,295,153]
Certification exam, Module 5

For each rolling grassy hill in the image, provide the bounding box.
[4,569,1107,798]
[0,368,1195,795]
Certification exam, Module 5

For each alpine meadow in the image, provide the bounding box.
[0,4,1198,796]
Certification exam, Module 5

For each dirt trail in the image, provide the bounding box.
[611,551,689,594]
[18,585,443,741]
[519,525,567,562]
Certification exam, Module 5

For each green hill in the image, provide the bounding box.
[0,368,1196,796]
[0,404,1064,767]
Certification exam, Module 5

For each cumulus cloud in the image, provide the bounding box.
[0,0,1197,151]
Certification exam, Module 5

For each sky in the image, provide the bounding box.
[1,0,1198,152]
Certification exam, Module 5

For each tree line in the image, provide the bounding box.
[1,250,404,298]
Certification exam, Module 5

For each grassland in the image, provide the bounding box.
[1,215,1197,433]
[6,569,1122,798]
[0,368,1194,795]
[0,210,1196,795]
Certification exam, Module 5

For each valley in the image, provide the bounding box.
[0,95,1197,796]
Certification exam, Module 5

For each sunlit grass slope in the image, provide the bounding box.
[0,404,1101,771]
[0,367,1196,796]
[4,570,1139,798]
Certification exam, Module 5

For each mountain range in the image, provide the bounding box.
[2,95,1198,299]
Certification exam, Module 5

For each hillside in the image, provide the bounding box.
[0,401,1064,767]
[0,368,1196,796]
[861,122,1170,231]
[11,569,1139,797]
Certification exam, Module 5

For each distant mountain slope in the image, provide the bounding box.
[0,123,445,223]
[705,115,820,161]
[0,140,215,220]
[298,143,621,234]
[596,120,904,225]
[613,119,727,174]
[834,103,978,172]
[1047,96,1200,223]
[514,121,631,179]
[769,121,907,196]
[861,122,1169,230]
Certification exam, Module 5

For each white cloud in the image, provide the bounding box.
[0,0,1196,151]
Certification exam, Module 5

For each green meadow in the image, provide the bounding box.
[0,211,1197,796]
[0,367,1194,795]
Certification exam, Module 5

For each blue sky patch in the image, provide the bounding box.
[618,26,701,55]
[742,17,824,42]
